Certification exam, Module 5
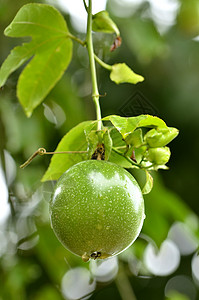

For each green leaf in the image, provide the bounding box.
[41,121,96,182]
[0,3,72,117]
[84,127,113,160]
[92,10,120,36]
[110,127,126,148]
[4,4,67,38]
[108,128,133,168]
[103,129,112,160]
[110,63,144,85]
[109,149,133,168]
[18,38,72,117]
[142,170,153,195]
[0,41,35,87]
[85,129,99,159]
[103,115,167,139]
[134,146,147,164]
[125,128,143,148]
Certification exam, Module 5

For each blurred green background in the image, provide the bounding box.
[0,0,199,300]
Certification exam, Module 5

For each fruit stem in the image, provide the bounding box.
[86,0,102,131]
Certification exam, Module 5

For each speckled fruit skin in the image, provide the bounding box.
[50,160,145,261]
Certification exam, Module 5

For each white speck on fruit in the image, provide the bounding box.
[52,186,61,203]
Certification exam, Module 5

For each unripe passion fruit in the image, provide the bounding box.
[50,160,145,261]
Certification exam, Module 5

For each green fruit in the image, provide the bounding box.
[145,147,170,165]
[50,160,145,262]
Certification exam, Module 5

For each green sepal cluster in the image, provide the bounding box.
[42,114,179,195]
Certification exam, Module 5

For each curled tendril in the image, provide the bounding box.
[38,148,46,155]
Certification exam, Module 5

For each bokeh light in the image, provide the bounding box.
[168,222,198,256]
[56,0,107,32]
[144,239,180,276]
[192,254,199,285]
[61,267,96,300]
[0,165,10,226]
[90,256,118,282]
[165,275,197,300]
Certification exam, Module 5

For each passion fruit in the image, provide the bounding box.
[50,160,145,261]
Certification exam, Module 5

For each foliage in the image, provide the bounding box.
[0,0,199,300]
[0,2,179,194]
[0,3,73,117]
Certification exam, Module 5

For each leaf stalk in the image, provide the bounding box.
[94,54,112,71]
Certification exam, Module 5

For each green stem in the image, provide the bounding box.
[68,33,112,73]
[68,33,86,47]
[112,147,139,167]
[94,54,112,71]
[83,0,88,12]
[86,0,102,131]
